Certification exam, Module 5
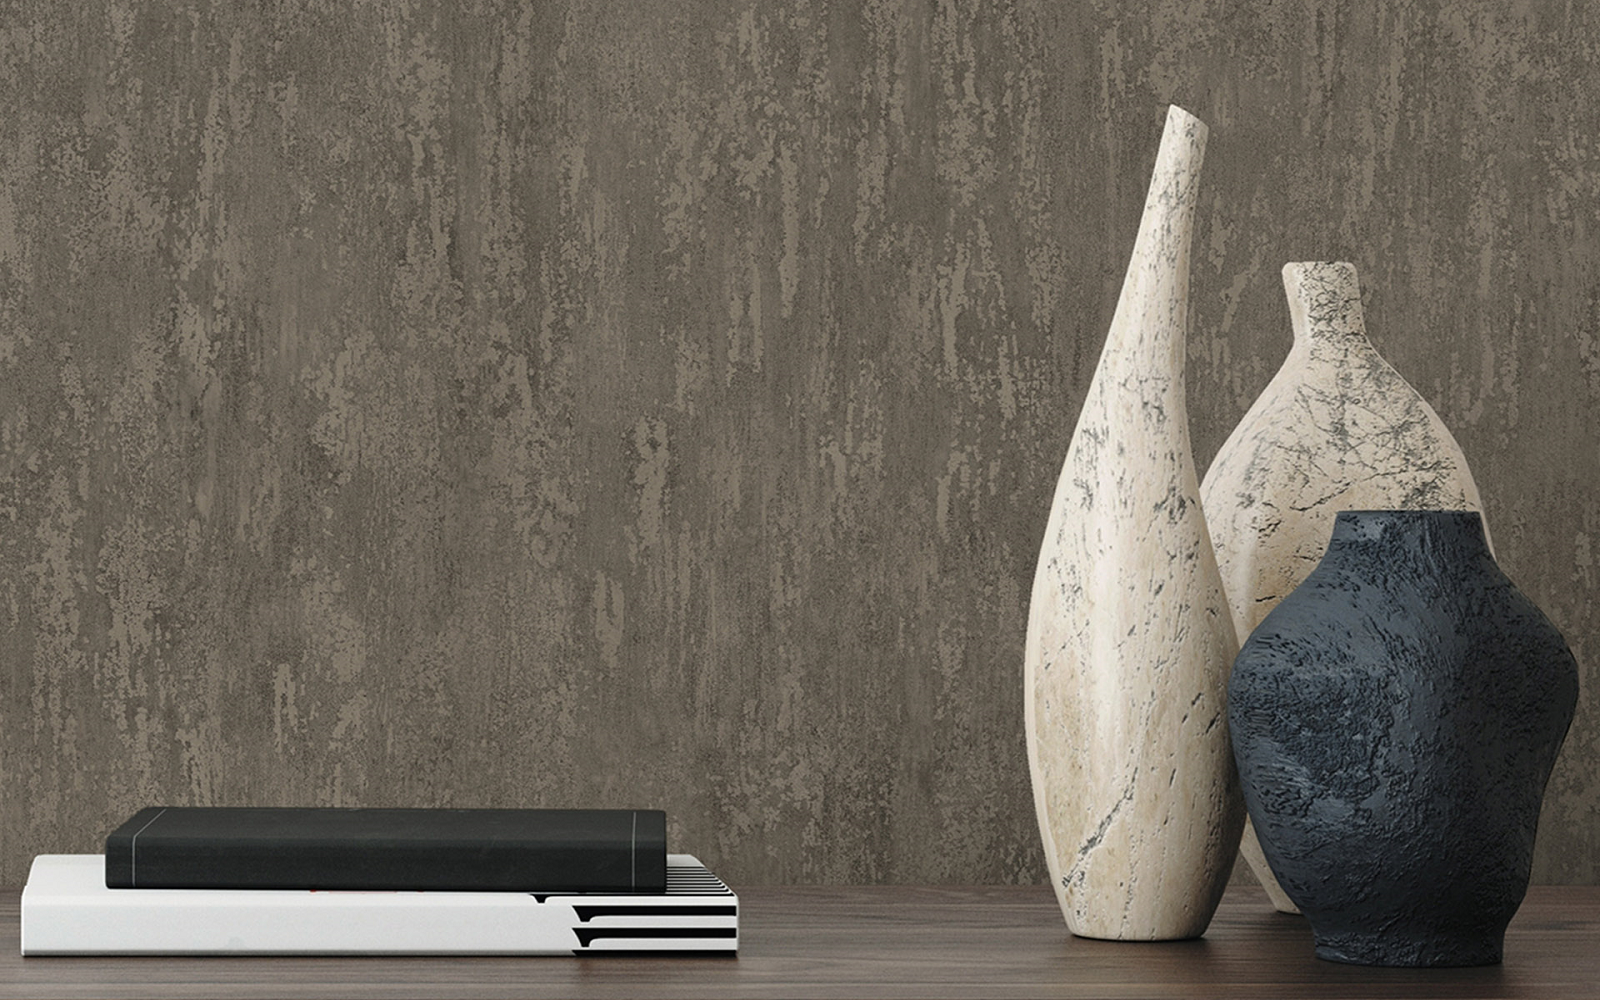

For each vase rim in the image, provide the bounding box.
[1282,260,1358,274]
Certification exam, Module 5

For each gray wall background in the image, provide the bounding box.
[1,0,1597,889]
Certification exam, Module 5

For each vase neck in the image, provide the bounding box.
[1129,106,1207,269]
[1283,262,1373,355]
[1105,105,1206,377]
[1324,510,1491,563]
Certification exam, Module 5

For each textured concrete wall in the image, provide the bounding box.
[0,0,1596,888]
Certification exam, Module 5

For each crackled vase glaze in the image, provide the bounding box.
[1024,106,1243,941]
[1229,510,1578,966]
[1200,261,1492,913]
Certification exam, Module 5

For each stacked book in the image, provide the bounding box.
[21,807,738,955]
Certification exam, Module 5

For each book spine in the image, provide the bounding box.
[104,806,167,890]
[105,809,668,892]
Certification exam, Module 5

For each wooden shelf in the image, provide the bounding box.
[2,883,1596,998]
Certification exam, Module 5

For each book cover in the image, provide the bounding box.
[105,807,667,892]
[25,854,737,955]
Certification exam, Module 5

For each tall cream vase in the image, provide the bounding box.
[1200,260,1492,914]
[1024,106,1244,941]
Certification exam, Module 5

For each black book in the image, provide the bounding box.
[104,807,668,892]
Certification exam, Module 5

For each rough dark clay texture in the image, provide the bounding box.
[0,2,1598,889]
[1230,511,1579,966]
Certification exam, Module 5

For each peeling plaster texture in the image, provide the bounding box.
[1,0,1597,887]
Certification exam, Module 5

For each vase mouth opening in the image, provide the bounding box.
[1283,260,1358,283]
[1327,510,1488,550]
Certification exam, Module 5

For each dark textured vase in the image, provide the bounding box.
[1229,510,1579,967]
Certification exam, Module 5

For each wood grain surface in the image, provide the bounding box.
[2,883,1597,999]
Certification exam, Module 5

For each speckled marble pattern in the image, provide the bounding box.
[0,2,1598,890]
[1201,261,1491,911]
[1025,106,1242,940]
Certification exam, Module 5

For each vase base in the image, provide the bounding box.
[1313,930,1503,967]
[1069,927,1207,943]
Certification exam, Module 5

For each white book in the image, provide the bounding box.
[21,854,737,955]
